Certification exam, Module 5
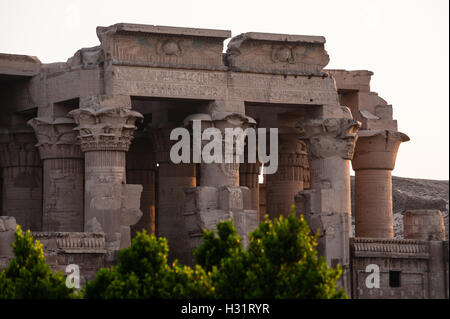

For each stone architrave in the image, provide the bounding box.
[28,117,84,232]
[68,95,143,259]
[294,113,360,295]
[0,130,42,231]
[352,130,410,238]
[183,111,259,255]
[151,123,196,264]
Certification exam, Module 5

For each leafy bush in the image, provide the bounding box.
[1,211,346,299]
[83,230,214,299]
[0,225,74,299]
[194,210,347,299]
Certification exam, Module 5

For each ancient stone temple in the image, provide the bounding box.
[0,23,447,298]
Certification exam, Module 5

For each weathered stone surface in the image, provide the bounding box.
[31,231,106,286]
[352,130,410,239]
[297,117,360,160]
[126,134,157,236]
[0,53,41,76]
[404,210,445,241]
[28,117,84,232]
[350,176,449,240]
[0,216,16,268]
[226,32,329,75]
[329,69,398,131]
[97,23,230,72]
[350,238,448,299]
[266,127,306,218]
[0,130,43,231]
[219,186,244,211]
[69,101,143,152]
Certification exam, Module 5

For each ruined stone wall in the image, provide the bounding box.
[350,238,448,299]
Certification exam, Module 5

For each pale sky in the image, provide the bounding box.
[0,0,448,180]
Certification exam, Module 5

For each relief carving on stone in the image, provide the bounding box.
[68,107,143,152]
[297,118,361,160]
[156,39,183,57]
[27,117,82,159]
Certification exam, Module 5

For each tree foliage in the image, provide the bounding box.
[194,211,347,299]
[83,230,214,299]
[1,211,347,299]
[0,225,74,299]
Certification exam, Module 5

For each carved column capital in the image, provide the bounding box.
[296,118,361,160]
[27,117,83,160]
[352,130,410,170]
[68,106,143,152]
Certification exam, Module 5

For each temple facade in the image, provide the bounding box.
[0,23,447,298]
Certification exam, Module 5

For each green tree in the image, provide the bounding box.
[194,209,347,299]
[0,225,74,299]
[83,230,214,299]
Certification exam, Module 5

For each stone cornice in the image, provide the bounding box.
[68,106,143,152]
[350,237,430,259]
[31,232,106,254]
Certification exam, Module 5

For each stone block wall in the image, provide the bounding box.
[350,238,449,299]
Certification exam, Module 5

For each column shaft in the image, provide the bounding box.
[354,169,393,238]
[157,163,196,262]
[42,158,84,231]
[2,166,42,231]
[239,162,260,212]
[127,170,156,235]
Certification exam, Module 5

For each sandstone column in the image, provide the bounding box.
[126,133,157,237]
[69,95,143,260]
[0,130,42,231]
[266,127,306,219]
[295,116,360,295]
[28,117,84,232]
[239,161,261,216]
[352,130,409,238]
[151,123,196,264]
[183,112,259,252]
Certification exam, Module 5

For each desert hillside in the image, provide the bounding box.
[350,176,449,240]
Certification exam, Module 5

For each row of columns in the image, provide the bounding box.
[0,96,410,269]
